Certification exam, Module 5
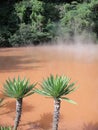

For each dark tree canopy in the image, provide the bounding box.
[0,0,98,47]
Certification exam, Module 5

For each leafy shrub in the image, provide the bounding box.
[9,24,34,46]
[9,23,53,46]
[0,29,12,47]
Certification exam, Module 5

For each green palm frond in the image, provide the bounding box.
[35,74,78,104]
[61,97,77,104]
[3,77,36,99]
[0,126,11,130]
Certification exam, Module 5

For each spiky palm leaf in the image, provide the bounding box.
[0,126,11,130]
[3,77,36,99]
[35,74,77,104]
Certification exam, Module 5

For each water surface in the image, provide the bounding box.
[0,44,98,130]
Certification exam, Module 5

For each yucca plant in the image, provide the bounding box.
[0,126,12,130]
[3,77,36,130]
[35,74,78,130]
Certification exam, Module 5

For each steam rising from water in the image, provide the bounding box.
[39,41,98,63]
[58,43,98,60]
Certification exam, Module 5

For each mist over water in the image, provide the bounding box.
[40,40,98,63]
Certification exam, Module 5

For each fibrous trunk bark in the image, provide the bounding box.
[52,99,61,130]
[13,98,23,130]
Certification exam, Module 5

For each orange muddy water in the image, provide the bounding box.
[0,44,98,130]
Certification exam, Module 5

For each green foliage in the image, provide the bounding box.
[0,126,11,130]
[35,74,77,104]
[9,0,52,46]
[60,0,98,39]
[9,24,34,46]
[0,27,12,47]
[9,24,51,46]
[15,0,44,24]
[0,0,98,47]
[0,2,19,47]
[3,77,36,99]
[8,0,61,46]
[42,2,60,23]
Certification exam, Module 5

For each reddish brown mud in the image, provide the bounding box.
[0,44,98,130]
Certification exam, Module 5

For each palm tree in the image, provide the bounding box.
[3,77,36,130]
[35,74,78,130]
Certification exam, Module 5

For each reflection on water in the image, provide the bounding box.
[0,44,98,130]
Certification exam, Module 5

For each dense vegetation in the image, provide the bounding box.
[0,0,98,47]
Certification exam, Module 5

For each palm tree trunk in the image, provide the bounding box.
[13,98,23,130]
[52,99,61,130]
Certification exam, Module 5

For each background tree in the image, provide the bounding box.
[0,0,98,47]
